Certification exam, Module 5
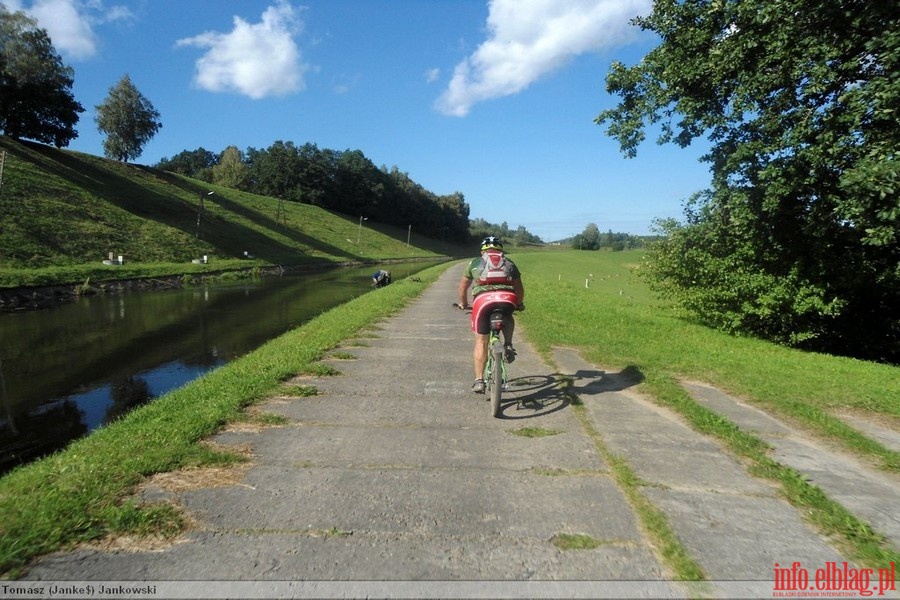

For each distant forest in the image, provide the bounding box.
[468,219,543,247]
[155,142,541,245]
[564,223,652,251]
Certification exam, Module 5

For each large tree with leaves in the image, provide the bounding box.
[212,146,248,189]
[156,147,218,179]
[597,0,899,362]
[0,7,83,146]
[95,74,161,162]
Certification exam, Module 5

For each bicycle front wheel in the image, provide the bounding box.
[490,341,503,417]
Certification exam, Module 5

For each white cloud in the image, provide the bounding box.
[100,4,133,24]
[7,0,132,60]
[425,67,440,84]
[176,0,308,99]
[435,0,651,116]
[30,0,97,59]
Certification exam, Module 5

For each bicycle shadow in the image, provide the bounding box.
[494,374,571,420]
[494,365,644,420]
[563,365,644,396]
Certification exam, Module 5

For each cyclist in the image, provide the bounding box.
[457,236,525,393]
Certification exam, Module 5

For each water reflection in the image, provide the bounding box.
[0,262,433,475]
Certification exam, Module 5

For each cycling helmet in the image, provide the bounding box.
[480,236,503,251]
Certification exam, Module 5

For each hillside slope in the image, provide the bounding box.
[0,137,463,285]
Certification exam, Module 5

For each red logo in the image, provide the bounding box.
[773,562,896,597]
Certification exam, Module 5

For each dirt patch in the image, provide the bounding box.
[79,531,194,554]
[223,407,280,432]
[833,408,900,431]
[143,461,254,493]
[72,444,257,555]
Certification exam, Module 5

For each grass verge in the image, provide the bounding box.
[514,251,899,472]
[515,250,900,572]
[558,376,706,581]
[643,373,899,570]
[0,262,451,577]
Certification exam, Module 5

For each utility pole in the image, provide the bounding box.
[0,150,6,193]
[196,191,213,239]
[357,216,367,244]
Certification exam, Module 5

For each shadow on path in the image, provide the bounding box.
[494,374,569,420]
[489,365,645,420]
[562,365,644,395]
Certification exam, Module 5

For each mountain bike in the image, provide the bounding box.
[483,308,510,417]
[454,302,520,418]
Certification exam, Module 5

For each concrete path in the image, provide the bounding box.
[23,264,899,599]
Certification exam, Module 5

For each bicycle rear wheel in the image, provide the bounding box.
[490,341,503,417]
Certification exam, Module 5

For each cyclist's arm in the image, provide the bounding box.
[513,277,524,305]
[458,275,472,308]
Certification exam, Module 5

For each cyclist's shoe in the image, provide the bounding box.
[504,344,516,363]
[472,379,486,394]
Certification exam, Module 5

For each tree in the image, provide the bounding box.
[469,218,542,246]
[246,141,294,200]
[95,74,161,162]
[580,223,601,250]
[597,0,900,362]
[0,7,83,146]
[156,147,218,178]
[334,149,383,217]
[212,146,248,189]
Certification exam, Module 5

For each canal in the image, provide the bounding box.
[0,262,437,475]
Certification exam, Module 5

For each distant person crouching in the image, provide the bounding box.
[372,270,392,288]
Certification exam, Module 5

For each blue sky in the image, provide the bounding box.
[6,0,713,242]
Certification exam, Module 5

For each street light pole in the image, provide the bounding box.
[357,216,367,244]
[196,191,213,239]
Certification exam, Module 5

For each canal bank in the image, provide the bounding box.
[0,256,452,313]
[0,260,446,475]
[0,261,454,576]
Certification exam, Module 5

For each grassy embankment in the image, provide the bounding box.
[0,261,453,577]
[0,136,465,289]
[512,250,899,574]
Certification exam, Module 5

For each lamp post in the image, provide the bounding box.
[357,216,367,244]
[196,191,213,239]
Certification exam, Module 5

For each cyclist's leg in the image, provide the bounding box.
[471,293,493,391]
[474,332,488,380]
[502,314,517,362]
[502,313,515,346]
[495,291,519,347]
[500,295,518,360]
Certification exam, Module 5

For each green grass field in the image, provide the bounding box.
[513,250,898,468]
[513,249,899,571]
